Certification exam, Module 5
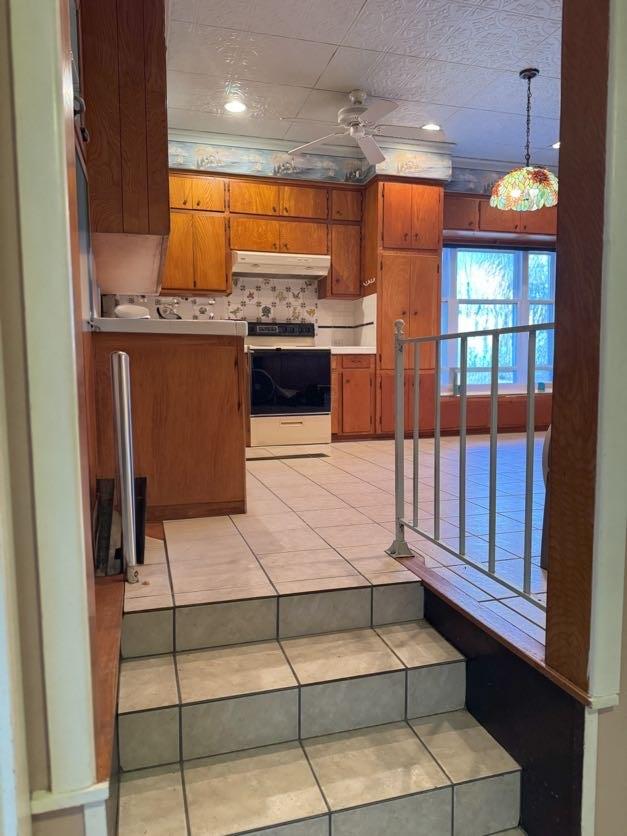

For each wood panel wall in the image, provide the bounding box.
[545,0,610,690]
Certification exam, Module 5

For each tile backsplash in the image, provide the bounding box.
[102,279,376,346]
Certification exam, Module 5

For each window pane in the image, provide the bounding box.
[458,303,515,369]
[530,303,554,371]
[528,252,554,298]
[456,250,516,300]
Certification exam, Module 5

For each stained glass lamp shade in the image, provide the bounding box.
[490,69,558,212]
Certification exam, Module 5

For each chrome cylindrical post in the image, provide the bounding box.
[111,351,138,584]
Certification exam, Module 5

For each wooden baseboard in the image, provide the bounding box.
[147,500,246,521]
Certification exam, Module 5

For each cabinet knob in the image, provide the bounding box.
[284,207,289,213]
[403,232,408,239]
[272,243,278,249]
[272,206,277,213]
[183,199,187,205]
[196,200,201,206]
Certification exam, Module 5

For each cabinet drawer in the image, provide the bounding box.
[250,414,331,446]
[341,355,373,369]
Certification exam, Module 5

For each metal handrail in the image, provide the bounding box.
[386,319,555,609]
[111,351,139,584]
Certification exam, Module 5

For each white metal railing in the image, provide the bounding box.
[386,319,555,609]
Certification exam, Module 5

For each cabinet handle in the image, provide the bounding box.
[272,242,278,249]
[272,205,277,213]
[196,200,201,206]
[403,232,408,240]
[182,199,187,205]
[280,420,303,426]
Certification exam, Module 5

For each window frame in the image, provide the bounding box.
[441,245,556,394]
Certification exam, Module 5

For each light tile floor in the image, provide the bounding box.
[127,434,547,646]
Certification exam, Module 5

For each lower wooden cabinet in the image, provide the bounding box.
[332,355,375,436]
[162,209,229,293]
[377,370,435,435]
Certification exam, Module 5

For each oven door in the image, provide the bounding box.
[250,349,331,416]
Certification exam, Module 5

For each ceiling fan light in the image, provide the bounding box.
[421,122,441,131]
[552,140,561,149]
[490,166,558,212]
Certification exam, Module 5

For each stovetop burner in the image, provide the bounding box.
[247,321,315,338]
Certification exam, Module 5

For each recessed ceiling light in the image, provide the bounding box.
[552,140,561,149]
[421,122,441,131]
[225,99,246,114]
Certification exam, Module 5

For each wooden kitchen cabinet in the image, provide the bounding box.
[382,182,442,251]
[161,210,194,290]
[331,189,362,221]
[443,195,480,230]
[169,175,193,209]
[230,180,280,215]
[479,200,521,232]
[230,216,280,252]
[193,213,228,292]
[377,253,440,370]
[519,204,558,234]
[341,367,374,434]
[279,221,328,254]
[328,224,361,296]
[281,185,328,219]
[331,359,341,435]
[377,370,435,435]
[162,210,228,293]
[192,177,225,211]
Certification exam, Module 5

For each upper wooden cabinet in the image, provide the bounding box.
[281,186,328,219]
[162,210,228,293]
[443,195,479,230]
[81,0,169,290]
[377,253,440,370]
[230,217,280,252]
[331,189,362,222]
[229,217,328,254]
[478,200,521,233]
[329,225,361,296]
[229,180,328,219]
[170,175,193,209]
[279,221,328,254]
[519,205,557,235]
[230,180,280,216]
[382,182,442,251]
[191,177,226,211]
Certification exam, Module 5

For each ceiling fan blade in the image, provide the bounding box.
[356,133,386,165]
[361,98,398,124]
[288,133,347,154]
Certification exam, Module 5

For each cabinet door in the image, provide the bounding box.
[331,368,341,434]
[279,221,328,254]
[161,210,194,290]
[378,253,412,370]
[280,185,328,219]
[411,185,442,250]
[409,256,440,369]
[382,182,413,248]
[443,195,479,230]
[191,177,225,211]
[230,180,280,215]
[377,371,414,434]
[342,368,374,434]
[330,224,361,296]
[169,175,192,209]
[519,205,557,234]
[230,217,280,252]
[479,200,520,232]
[331,189,362,221]
[193,213,228,293]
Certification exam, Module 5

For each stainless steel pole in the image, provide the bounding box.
[488,333,499,575]
[459,336,468,556]
[523,331,537,594]
[111,351,139,584]
[386,320,412,558]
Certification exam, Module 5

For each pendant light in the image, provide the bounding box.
[490,68,558,212]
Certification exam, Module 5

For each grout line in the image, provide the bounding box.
[299,740,332,815]
[179,759,192,836]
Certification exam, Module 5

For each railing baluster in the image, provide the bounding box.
[433,340,441,541]
[459,336,468,556]
[413,349,420,528]
[523,331,536,595]
[387,320,412,558]
[488,333,499,575]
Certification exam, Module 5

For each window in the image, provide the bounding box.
[441,247,555,390]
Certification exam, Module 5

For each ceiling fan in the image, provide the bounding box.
[287,89,399,165]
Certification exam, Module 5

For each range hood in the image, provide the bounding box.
[232,250,330,279]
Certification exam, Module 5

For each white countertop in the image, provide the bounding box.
[244,344,375,354]
[91,318,248,337]
[328,346,376,354]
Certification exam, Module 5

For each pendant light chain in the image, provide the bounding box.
[525,74,532,167]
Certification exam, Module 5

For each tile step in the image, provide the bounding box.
[117,620,466,770]
[121,581,425,657]
[117,713,522,836]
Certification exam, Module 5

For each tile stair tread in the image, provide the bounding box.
[117,715,521,836]
[118,621,463,714]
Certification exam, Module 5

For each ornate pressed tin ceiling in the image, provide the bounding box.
[166,0,562,166]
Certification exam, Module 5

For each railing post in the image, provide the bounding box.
[111,351,139,584]
[523,331,537,594]
[458,336,468,556]
[488,333,499,574]
[387,320,413,558]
